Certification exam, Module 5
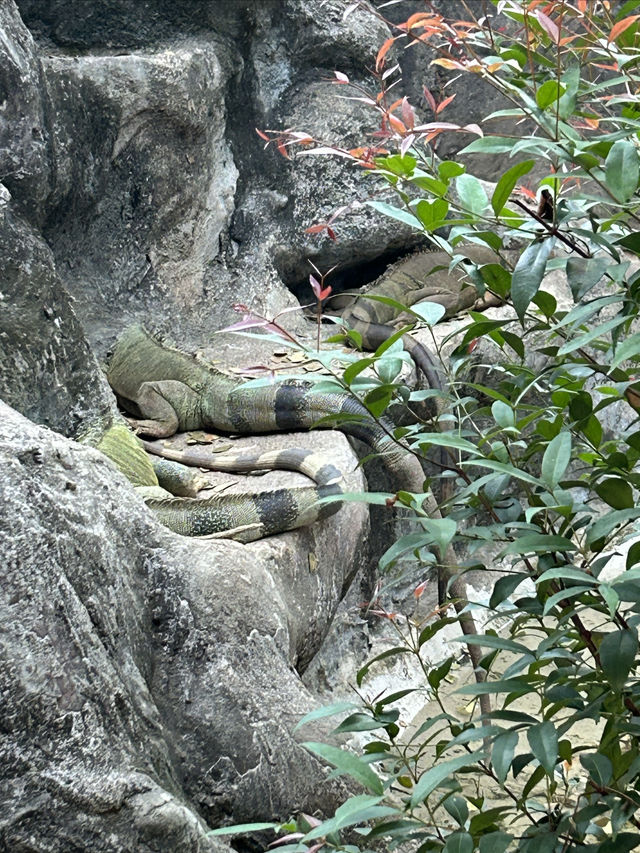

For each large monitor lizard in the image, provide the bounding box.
[85,420,345,543]
[106,324,426,494]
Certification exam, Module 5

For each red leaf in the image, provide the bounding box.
[536,10,559,42]
[436,93,457,114]
[376,37,395,71]
[255,127,269,141]
[517,184,537,201]
[277,139,289,159]
[326,227,337,241]
[609,15,640,43]
[414,580,428,599]
[423,85,437,113]
[401,97,415,130]
[305,223,328,234]
[388,113,407,134]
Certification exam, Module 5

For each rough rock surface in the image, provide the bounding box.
[0,191,116,438]
[0,401,367,847]
[13,0,430,355]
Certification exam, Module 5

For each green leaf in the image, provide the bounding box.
[512,240,554,320]
[207,823,278,836]
[612,331,640,369]
[581,752,613,787]
[443,832,473,853]
[421,517,457,558]
[566,256,610,301]
[479,832,513,853]
[415,199,449,231]
[460,458,542,487]
[416,433,483,455]
[456,174,488,215]
[502,534,576,556]
[536,80,565,109]
[543,585,594,615]
[599,628,638,691]
[605,139,639,203]
[540,431,571,488]
[557,314,628,356]
[364,385,394,418]
[295,701,357,731]
[480,263,512,297]
[595,478,634,510]
[302,743,383,794]
[409,301,446,325]
[491,160,535,215]
[343,357,375,385]
[492,730,519,783]
[459,136,519,155]
[536,566,595,584]
[490,573,527,607]
[410,751,485,806]
[366,200,422,230]
[527,720,558,776]
[439,160,466,179]
[586,508,640,546]
[305,794,397,840]
[333,713,386,733]
[443,795,469,827]
[492,400,515,428]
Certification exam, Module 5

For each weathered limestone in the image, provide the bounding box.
[0,402,367,846]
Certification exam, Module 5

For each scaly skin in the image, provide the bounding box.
[107,325,425,493]
[84,420,346,541]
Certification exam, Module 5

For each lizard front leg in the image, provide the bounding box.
[128,380,181,438]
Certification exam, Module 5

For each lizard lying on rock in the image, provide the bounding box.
[334,245,501,387]
[106,325,488,707]
[106,324,425,494]
[85,420,345,542]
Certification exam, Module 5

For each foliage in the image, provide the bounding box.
[215,1,640,850]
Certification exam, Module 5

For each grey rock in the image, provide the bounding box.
[0,0,51,223]
[0,402,367,845]
[0,195,116,437]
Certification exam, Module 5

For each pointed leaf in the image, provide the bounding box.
[302,743,383,794]
[566,256,610,301]
[606,139,639,203]
[207,823,279,836]
[492,730,519,783]
[599,628,638,691]
[456,174,488,216]
[443,832,473,853]
[611,331,640,369]
[512,240,554,320]
[492,160,535,215]
[410,751,485,806]
[536,80,564,109]
[541,431,571,489]
[527,720,558,776]
[595,478,634,510]
[295,702,357,730]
